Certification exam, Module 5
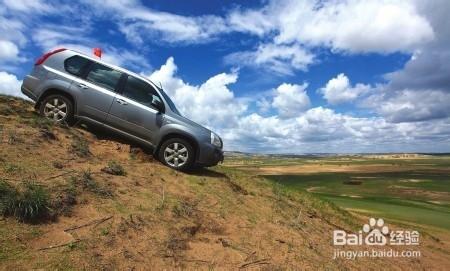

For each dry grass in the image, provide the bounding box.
[0,95,449,270]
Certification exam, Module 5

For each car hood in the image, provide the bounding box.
[168,113,211,134]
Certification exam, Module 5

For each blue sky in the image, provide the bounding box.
[1,0,449,153]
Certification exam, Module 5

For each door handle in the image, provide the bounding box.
[116,98,128,105]
[77,83,88,89]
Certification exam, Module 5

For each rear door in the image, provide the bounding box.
[68,59,122,123]
[105,74,164,144]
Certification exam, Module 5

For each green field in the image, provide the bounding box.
[228,155,450,230]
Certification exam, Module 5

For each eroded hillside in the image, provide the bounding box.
[0,95,449,270]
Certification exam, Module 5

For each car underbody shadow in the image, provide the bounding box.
[75,121,155,154]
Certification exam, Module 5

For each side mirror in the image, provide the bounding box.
[151,95,164,112]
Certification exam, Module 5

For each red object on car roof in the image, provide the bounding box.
[93,47,102,58]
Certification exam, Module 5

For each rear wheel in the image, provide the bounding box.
[39,94,74,125]
[158,138,195,171]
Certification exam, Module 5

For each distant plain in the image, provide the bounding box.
[224,154,450,231]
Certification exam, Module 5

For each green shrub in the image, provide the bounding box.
[0,181,51,222]
[0,180,19,217]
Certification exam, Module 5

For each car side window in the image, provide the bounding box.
[122,75,162,109]
[85,63,122,91]
[64,56,91,77]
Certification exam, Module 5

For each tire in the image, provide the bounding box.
[39,94,75,125]
[158,138,195,171]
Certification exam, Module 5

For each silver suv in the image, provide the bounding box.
[21,48,223,170]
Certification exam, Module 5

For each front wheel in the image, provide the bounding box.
[158,138,195,171]
[39,94,74,125]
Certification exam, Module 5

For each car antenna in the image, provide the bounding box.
[159,82,163,89]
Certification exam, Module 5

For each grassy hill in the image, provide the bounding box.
[0,95,449,270]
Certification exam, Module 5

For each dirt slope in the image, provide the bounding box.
[0,95,449,270]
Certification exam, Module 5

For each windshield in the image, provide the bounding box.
[159,87,181,116]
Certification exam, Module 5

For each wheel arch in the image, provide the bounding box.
[36,88,76,112]
[155,132,199,161]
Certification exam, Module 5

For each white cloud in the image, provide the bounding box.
[0,40,20,61]
[227,7,273,36]
[229,0,434,53]
[225,43,314,75]
[256,97,272,113]
[75,0,435,76]
[148,57,246,130]
[272,83,310,118]
[2,0,53,13]
[32,26,93,50]
[0,71,25,98]
[148,57,450,153]
[319,73,371,105]
[364,89,450,123]
[84,0,228,45]
[0,17,26,46]
[226,105,450,153]
[224,0,433,74]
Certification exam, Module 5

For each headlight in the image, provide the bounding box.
[210,132,222,148]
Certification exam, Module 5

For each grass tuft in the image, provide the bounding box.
[172,199,196,218]
[0,180,51,222]
[75,170,113,198]
[29,115,54,130]
[101,161,126,176]
[71,136,90,157]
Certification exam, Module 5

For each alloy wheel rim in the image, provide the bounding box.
[164,142,188,168]
[43,98,67,122]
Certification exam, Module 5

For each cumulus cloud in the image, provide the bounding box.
[272,83,310,118]
[226,105,450,153]
[148,57,246,130]
[74,0,435,76]
[147,58,450,153]
[319,73,371,105]
[224,0,433,74]
[0,71,25,98]
[82,0,434,56]
[0,14,27,66]
[229,0,434,53]
[383,1,450,93]
[359,1,450,123]
[363,89,450,123]
[0,40,20,62]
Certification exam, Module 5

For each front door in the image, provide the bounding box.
[105,75,163,144]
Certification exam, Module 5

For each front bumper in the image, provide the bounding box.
[196,143,224,167]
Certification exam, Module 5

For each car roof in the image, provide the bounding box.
[66,49,161,90]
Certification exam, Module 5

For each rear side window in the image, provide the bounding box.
[122,75,160,108]
[85,63,122,91]
[64,56,91,77]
